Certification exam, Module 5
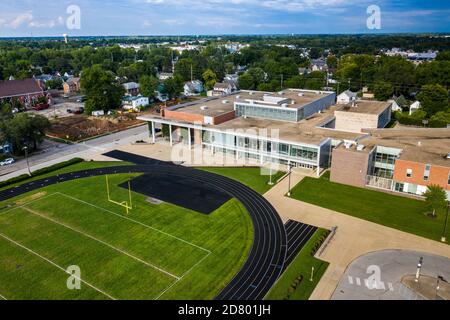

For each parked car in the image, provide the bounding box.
[76,96,86,103]
[0,158,15,166]
[33,103,50,111]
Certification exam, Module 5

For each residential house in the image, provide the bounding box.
[212,82,235,96]
[158,73,173,81]
[184,80,204,96]
[310,59,328,72]
[409,101,421,115]
[0,78,45,109]
[122,95,149,111]
[63,77,81,94]
[123,82,140,96]
[337,90,357,105]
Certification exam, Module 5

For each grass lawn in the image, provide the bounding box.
[290,173,449,243]
[266,229,330,300]
[0,174,253,300]
[198,167,285,194]
[0,161,132,192]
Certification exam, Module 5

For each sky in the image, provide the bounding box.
[0,0,449,37]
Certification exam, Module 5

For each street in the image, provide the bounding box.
[0,124,149,181]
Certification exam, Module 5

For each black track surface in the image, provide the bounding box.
[0,152,288,300]
[119,173,231,214]
[284,220,317,268]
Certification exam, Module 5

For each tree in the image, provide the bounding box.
[429,111,450,128]
[374,81,394,101]
[0,103,13,122]
[165,76,183,99]
[139,75,159,100]
[238,73,255,90]
[424,185,448,218]
[202,69,217,90]
[327,55,338,69]
[417,84,449,117]
[45,78,63,90]
[1,113,51,154]
[80,65,125,114]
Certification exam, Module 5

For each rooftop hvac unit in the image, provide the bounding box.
[298,93,304,97]
[200,106,208,110]
[236,95,241,99]
[357,144,365,151]
[222,100,229,104]
[281,103,288,108]
[344,141,353,149]
[447,153,450,159]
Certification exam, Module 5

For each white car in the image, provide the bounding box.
[0,158,15,166]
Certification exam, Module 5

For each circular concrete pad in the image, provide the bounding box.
[332,249,450,300]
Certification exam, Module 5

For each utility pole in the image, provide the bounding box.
[280,74,284,89]
[23,146,31,176]
[442,202,449,243]
[287,163,293,197]
[191,64,193,82]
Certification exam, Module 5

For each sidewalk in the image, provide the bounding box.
[264,173,450,300]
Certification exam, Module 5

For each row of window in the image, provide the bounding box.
[235,104,298,122]
[374,152,397,165]
[406,165,450,185]
[202,130,318,162]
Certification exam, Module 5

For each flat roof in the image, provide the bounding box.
[358,128,450,167]
[214,116,364,145]
[336,100,392,115]
[163,89,334,118]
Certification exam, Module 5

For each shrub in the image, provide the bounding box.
[0,158,84,189]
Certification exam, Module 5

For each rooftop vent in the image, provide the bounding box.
[200,106,208,110]
[222,100,229,104]
[298,93,304,97]
[357,144,365,151]
[249,92,254,95]
[446,153,450,159]
[236,95,241,99]
[281,103,288,108]
[278,91,284,95]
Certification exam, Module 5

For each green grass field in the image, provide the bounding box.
[0,173,253,300]
[199,167,285,194]
[266,229,330,300]
[290,173,449,242]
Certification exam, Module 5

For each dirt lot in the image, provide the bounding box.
[46,114,144,142]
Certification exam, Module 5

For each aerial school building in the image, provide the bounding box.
[139,89,341,175]
[138,87,449,199]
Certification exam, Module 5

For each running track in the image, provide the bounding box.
[0,154,318,300]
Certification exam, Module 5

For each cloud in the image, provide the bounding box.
[9,12,33,29]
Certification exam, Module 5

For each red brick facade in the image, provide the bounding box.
[393,160,450,191]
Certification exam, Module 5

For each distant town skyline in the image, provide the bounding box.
[0,0,449,37]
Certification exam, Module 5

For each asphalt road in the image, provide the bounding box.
[0,125,148,179]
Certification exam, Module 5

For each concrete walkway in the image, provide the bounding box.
[263,173,450,300]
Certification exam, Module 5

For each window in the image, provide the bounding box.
[448,172,450,185]
[424,164,431,181]
[406,169,413,178]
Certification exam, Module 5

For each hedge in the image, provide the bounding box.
[0,158,84,189]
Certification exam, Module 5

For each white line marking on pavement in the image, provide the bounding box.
[0,232,115,300]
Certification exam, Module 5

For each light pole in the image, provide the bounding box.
[415,256,423,283]
[441,202,449,243]
[22,146,31,176]
[287,163,293,197]
[268,166,274,186]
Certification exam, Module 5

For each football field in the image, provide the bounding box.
[0,174,253,300]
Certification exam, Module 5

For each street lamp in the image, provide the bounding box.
[22,146,31,176]
[287,163,293,197]
[441,202,449,243]
[415,256,423,283]
[268,166,274,186]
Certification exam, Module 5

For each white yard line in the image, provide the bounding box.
[56,192,211,254]
[21,207,180,280]
[0,193,59,217]
[155,251,211,300]
[0,232,115,300]
[0,292,7,300]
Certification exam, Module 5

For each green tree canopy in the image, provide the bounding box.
[424,185,448,218]
[80,64,125,114]
[139,75,159,100]
[202,69,217,90]
[417,84,449,117]
[374,81,394,101]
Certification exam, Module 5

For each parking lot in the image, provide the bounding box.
[28,95,85,119]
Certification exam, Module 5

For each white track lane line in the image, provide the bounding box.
[0,232,115,300]
[0,292,6,300]
[21,207,180,280]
